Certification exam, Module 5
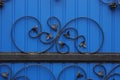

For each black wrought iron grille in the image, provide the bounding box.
[11,16,104,54]
[0,64,120,80]
[0,0,120,62]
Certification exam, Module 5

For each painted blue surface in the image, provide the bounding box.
[1,0,120,80]
[0,0,120,53]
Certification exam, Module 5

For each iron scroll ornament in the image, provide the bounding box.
[0,0,9,7]
[100,0,120,10]
[93,64,120,80]
[1,64,120,80]
[0,64,56,80]
[11,16,104,54]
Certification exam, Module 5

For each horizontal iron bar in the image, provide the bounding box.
[0,53,120,62]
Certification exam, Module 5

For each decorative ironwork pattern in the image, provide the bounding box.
[11,16,104,54]
[0,64,120,80]
[100,0,120,10]
[0,64,56,80]
[0,0,119,9]
[1,0,120,54]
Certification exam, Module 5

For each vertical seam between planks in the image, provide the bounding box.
[76,0,78,53]
[25,0,28,52]
[87,0,90,53]
[99,0,103,52]
[87,0,90,77]
[37,0,39,53]
[12,0,15,52]
[0,3,2,51]
[50,0,52,53]
[11,0,15,74]
[36,0,41,79]
[111,10,115,52]
[27,0,28,52]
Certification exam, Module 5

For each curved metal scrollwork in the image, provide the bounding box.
[104,64,120,80]
[11,16,42,54]
[0,64,56,80]
[100,0,115,4]
[93,64,120,80]
[57,65,87,80]
[1,64,120,80]
[100,0,119,10]
[93,64,107,79]
[11,16,104,54]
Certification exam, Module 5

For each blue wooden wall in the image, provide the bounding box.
[0,0,120,53]
[1,0,120,80]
